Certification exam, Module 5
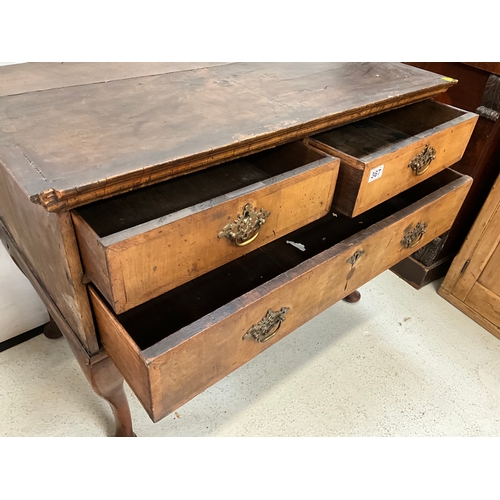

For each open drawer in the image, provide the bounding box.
[90,169,472,423]
[309,100,477,217]
[73,140,339,313]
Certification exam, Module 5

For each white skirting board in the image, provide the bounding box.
[0,242,49,343]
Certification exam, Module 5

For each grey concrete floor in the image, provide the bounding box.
[1,270,500,437]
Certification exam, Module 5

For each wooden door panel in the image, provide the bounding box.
[465,282,500,327]
[478,242,500,296]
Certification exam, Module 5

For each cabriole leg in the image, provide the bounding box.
[89,356,136,437]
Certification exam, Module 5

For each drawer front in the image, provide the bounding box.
[74,141,339,314]
[90,171,472,423]
[309,100,477,217]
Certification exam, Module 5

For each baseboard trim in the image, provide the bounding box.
[0,324,46,353]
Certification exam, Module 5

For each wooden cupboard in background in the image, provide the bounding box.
[439,172,500,339]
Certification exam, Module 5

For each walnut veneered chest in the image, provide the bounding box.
[0,63,476,435]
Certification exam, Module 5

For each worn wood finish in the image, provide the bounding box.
[0,63,476,435]
[43,316,63,339]
[439,173,500,338]
[343,290,361,303]
[478,243,500,295]
[395,62,500,288]
[88,355,135,437]
[92,171,471,422]
[442,177,500,302]
[464,283,500,328]
[0,153,99,354]
[0,221,134,436]
[391,254,453,290]
[439,286,500,340]
[465,63,500,76]
[0,63,454,212]
[0,62,228,98]
[75,141,339,313]
[310,100,477,216]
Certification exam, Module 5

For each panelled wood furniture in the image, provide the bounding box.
[439,172,500,339]
[0,63,477,435]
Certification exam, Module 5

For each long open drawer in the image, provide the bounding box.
[90,169,472,422]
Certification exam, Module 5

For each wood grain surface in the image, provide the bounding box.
[440,174,500,302]
[91,170,471,422]
[439,173,500,338]
[0,158,98,353]
[75,142,339,313]
[0,62,453,211]
[310,100,477,216]
[0,62,228,97]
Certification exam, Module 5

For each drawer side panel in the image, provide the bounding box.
[90,287,153,416]
[72,212,114,305]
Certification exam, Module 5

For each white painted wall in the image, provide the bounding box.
[0,242,49,342]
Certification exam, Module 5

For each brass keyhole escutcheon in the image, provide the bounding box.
[401,222,427,249]
[243,307,290,343]
[408,144,436,176]
[218,203,271,247]
[347,249,365,266]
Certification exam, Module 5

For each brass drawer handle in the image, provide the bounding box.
[408,144,436,176]
[243,307,290,343]
[218,203,271,247]
[401,222,428,249]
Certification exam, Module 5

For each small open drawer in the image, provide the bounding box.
[309,100,477,217]
[90,169,472,423]
[73,140,339,313]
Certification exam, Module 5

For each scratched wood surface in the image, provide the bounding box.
[73,141,339,313]
[0,62,453,211]
[439,173,500,338]
[0,62,228,97]
[310,100,477,216]
[91,169,471,422]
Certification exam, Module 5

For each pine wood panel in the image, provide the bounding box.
[0,63,454,212]
[479,242,500,296]
[442,176,500,302]
[75,145,339,313]
[464,282,500,328]
[310,101,477,216]
[439,287,500,340]
[439,173,500,338]
[91,172,471,422]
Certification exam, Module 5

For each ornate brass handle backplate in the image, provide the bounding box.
[401,222,427,249]
[408,144,436,176]
[243,307,290,343]
[218,203,271,247]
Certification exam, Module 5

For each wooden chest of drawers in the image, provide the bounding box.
[0,63,476,435]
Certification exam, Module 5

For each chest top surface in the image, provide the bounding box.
[0,62,453,211]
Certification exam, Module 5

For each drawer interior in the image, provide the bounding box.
[312,100,466,158]
[75,140,328,238]
[111,168,462,350]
